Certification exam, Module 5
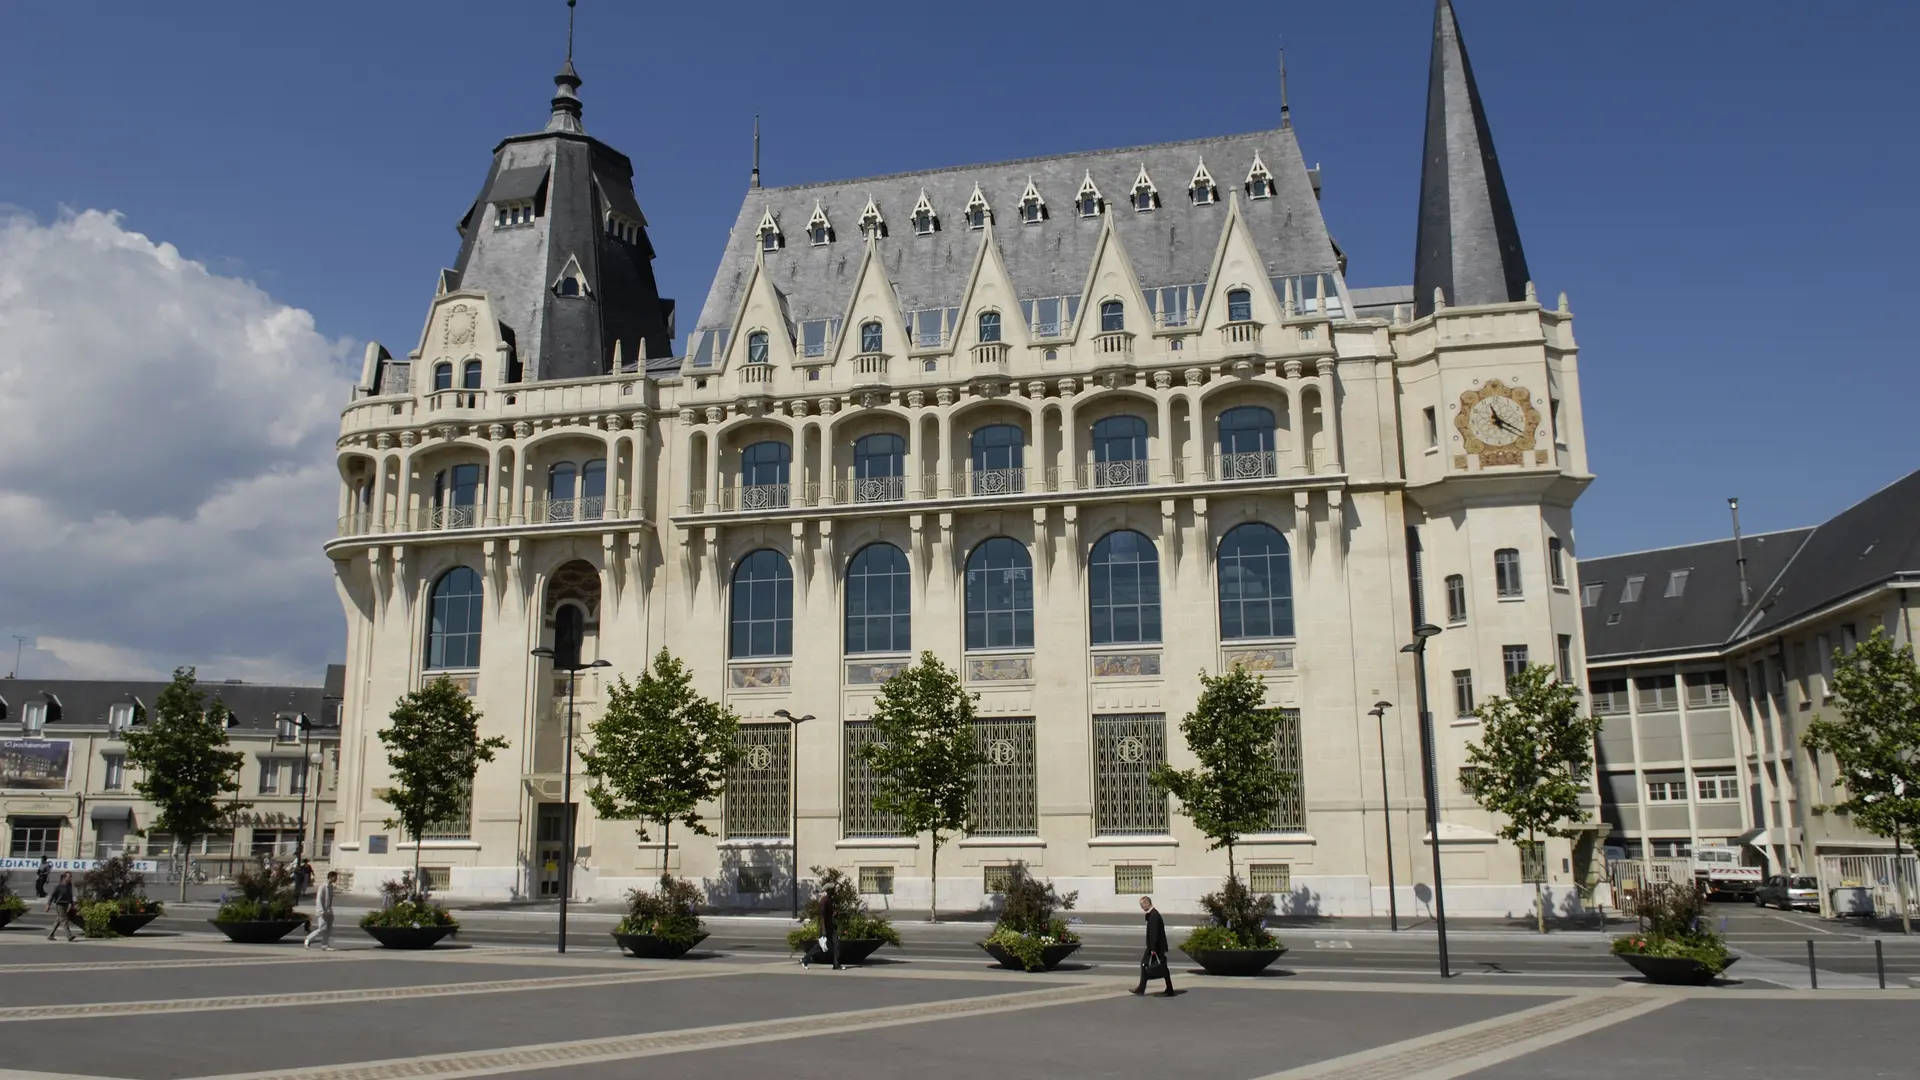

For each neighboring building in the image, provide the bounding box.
[0,668,342,871]
[1581,468,1920,875]
[326,2,1600,914]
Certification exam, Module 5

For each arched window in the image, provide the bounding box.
[846,543,911,655]
[553,604,585,670]
[558,277,580,297]
[433,464,481,528]
[1090,415,1149,487]
[978,311,1002,343]
[965,538,1033,650]
[1217,406,1277,479]
[1227,288,1252,323]
[433,362,453,392]
[425,567,484,669]
[461,360,483,389]
[1089,531,1161,645]
[581,459,606,519]
[860,321,883,353]
[739,441,791,508]
[970,424,1025,495]
[1217,523,1294,639]
[547,462,576,521]
[730,550,793,658]
[1100,300,1125,333]
[746,331,769,365]
[853,433,905,502]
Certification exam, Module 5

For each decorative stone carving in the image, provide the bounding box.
[858,391,883,410]
[1100,371,1123,390]
[817,397,838,415]
[514,421,533,438]
[705,406,725,424]
[967,656,1033,683]
[678,408,696,425]
[846,661,908,686]
[788,399,810,417]
[1153,371,1172,390]
[729,665,792,689]
[399,431,418,448]
[1283,359,1304,379]
[375,433,393,450]
[443,303,477,348]
[630,411,650,431]
[907,390,925,408]
[936,387,955,406]
[1058,377,1078,397]
[604,414,624,431]
[1092,652,1162,678]
[1223,646,1294,672]
[1316,358,1335,377]
[487,424,505,441]
[1183,368,1204,387]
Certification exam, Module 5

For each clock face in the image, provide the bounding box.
[1453,380,1542,465]
[1468,396,1527,446]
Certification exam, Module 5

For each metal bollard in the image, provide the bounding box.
[1806,940,1818,990]
[1876,939,1886,989]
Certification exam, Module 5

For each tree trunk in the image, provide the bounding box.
[928,831,939,923]
[661,819,671,881]
[1533,830,1546,935]
[178,834,191,902]
[1897,827,1913,937]
[412,828,424,900]
[1227,840,1236,884]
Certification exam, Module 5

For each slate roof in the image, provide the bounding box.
[688,126,1342,355]
[1580,531,1812,662]
[1739,468,1920,637]
[0,667,342,734]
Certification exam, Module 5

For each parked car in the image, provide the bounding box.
[1754,875,1819,911]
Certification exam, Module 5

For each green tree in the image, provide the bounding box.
[1461,664,1603,934]
[1802,625,1920,935]
[859,652,985,921]
[122,668,249,900]
[377,677,508,893]
[581,650,740,873]
[1152,665,1285,881]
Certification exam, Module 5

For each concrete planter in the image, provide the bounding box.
[834,939,888,965]
[363,924,457,949]
[612,932,708,959]
[1616,952,1736,985]
[107,912,161,936]
[980,941,1081,971]
[209,919,306,944]
[1182,945,1288,976]
[0,909,19,930]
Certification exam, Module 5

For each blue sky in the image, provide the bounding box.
[1,1,1915,676]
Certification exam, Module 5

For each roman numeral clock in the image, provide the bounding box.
[1454,379,1541,467]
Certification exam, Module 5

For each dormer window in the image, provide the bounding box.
[1189,160,1218,205]
[433,362,454,392]
[1076,172,1104,218]
[1018,178,1047,224]
[108,702,136,734]
[495,201,535,228]
[462,360,482,389]
[978,311,1001,343]
[859,196,887,239]
[1246,154,1275,200]
[558,277,581,297]
[553,256,589,298]
[964,185,991,229]
[860,321,883,353]
[911,190,938,236]
[22,700,46,734]
[807,201,834,246]
[746,331,770,365]
[756,208,783,252]
[1130,166,1158,211]
[603,213,640,244]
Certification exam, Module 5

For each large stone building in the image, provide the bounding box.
[326,1,1599,914]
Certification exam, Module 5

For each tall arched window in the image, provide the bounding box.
[746,331,770,364]
[730,549,793,658]
[1217,523,1294,639]
[580,459,606,519]
[1100,300,1125,333]
[852,433,906,503]
[860,321,883,353]
[978,311,1002,343]
[425,567,484,669]
[553,604,585,670]
[1091,415,1149,487]
[461,360,483,389]
[1217,406,1277,479]
[846,543,911,655]
[433,464,481,528]
[1089,530,1161,645]
[547,462,577,521]
[433,362,454,392]
[970,424,1025,495]
[965,538,1034,650]
[1227,288,1253,323]
[740,441,791,508]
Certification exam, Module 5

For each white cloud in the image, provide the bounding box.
[0,210,353,684]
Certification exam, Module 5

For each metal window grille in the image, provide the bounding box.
[1268,709,1306,832]
[421,784,473,841]
[1249,863,1290,893]
[983,865,1016,893]
[737,866,774,894]
[970,718,1037,836]
[1519,841,1547,884]
[843,721,904,838]
[859,865,895,895]
[1094,713,1168,835]
[421,866,452,891]
[1113,864,1155,894]
[727,724,791,839]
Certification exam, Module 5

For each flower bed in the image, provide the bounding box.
[1612,878,1734,984]
[1177,876,1287,976]
[78,858,165,938]
[977,863,1082,972]
[611,874,708,959]
[784,866,902,965]
[211,861,307,943]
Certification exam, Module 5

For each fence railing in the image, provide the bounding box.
[1820,853,1920,916]
[1210,451,1281,481]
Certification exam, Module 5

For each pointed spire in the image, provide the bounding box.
[1412,0,1530,318]
[546,0,585,133]
[1278,41,1291,129]
[749,115,762,190]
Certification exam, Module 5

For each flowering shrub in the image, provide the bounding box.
[215,861,304,922]
[784,867,902,953]
[1181,874,1278,951]
[981,863,1080,970]
[616,874,705,943]
[362,900,459,931]
[1612,877,1731,973]
[1610,931,1733,972]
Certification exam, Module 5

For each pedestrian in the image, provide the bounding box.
[292,859,313,906]
[1131,895,1174,996]
[45,871,79,942]
[804,888,841,970]
[303,870,337,951]
[34,857,51,898]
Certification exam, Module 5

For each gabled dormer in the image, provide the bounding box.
[1189,160,1218,205]
[859,196,887,239]
[1017,177,1047,225]
[551,254,591,299]
[910,190,939,236]
[721,249,797,377]
[831,239,909,369]
[1194,193,1284,344]
[1245,153,1275,200]
[954,222,1026,361]
[1075,172,1105,218]
[1072,214,1150,357]
[1129,165,1159,212]
[964,184,992,230]
[807,201,834,246]
[756,207,784,252]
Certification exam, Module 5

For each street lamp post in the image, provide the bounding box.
[531,647,611,954]
[773,709,813,920]
[1368,701,1399,932]
[292,714,313,864]
[1401,623,1451,978]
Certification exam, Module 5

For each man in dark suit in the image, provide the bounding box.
[1131,895,1174,996]
[806,888,842,970]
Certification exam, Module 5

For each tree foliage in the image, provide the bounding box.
[1461,663,1602,932]
[1802,626,1920,842]
[581,650,740,851]
[377,677,507,886]
[859,651,985,920]
[1152,665,1284,879]
[122,667,249,899]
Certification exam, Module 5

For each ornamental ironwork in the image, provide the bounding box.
[851,475,906,504]
[738,483,791,511]
[726,724,790,839]
[969,467,1026,496]
[1267,708,1306,832]
[1094,713,1168,835]
[842,721,904,839]
[1219,451,1279,480]
[969,717,1036,836]
[1091,459,1149,488]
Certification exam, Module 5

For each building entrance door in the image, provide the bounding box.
[535,803,573,899]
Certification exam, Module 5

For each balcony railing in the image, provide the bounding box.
[426,389,485,411]
[968,467,1030,497]
[1085,459,1150,488]
[972,342,1009,367]
[1094,331,1134,356]
[1028,319,1072,339]
[1221,321,1262,346]
[854,354,889,378]
[420,505,476,530]
[531,496,606,524]
[1210,451,1281,481]
[739,363,774,384]
[719,482,792,511]
[841,475,907,504]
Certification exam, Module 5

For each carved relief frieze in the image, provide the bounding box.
[443,303,477,349]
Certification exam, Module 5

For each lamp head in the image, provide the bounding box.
[531,647,556,659]
[588,659,612,669]
[1414,623,1443,640]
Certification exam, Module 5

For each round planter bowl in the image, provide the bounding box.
[0,909,18,930]
[827,938,887,965]
[1616,952,1737,985]
[107,912,161,936]
[980,941,1082,972]
[363,924,457,950]
[1181,945,1288,977]
[209,919,307,944]
[612,931,708,959]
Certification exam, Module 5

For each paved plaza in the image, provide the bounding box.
[2,909,1914,1080]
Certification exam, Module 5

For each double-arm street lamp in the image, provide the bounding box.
[1367,700,1399,932]
[1400,622,1451,978]
[772,708,813,920]
[531,646,610,954]
[291,713,315,863]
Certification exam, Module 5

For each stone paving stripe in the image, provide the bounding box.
[0,1071,134,1080]
[0,965,760,1023]
[0,956,356,975]
[185,982,1121,1080]
[1251,991,1672,1080]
